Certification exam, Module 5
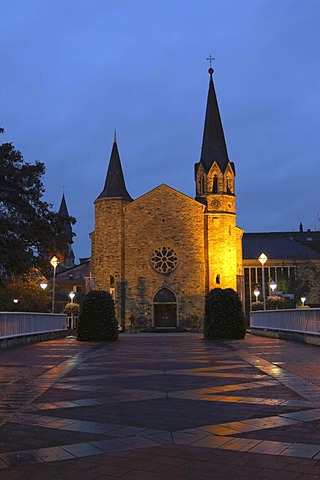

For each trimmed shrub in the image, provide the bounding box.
[204,288,246,340]
[77,290,119,342]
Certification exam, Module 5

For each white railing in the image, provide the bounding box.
[250,308,320,335]
[0,312,68,340]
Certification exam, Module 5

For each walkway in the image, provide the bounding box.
[1,333,320,479]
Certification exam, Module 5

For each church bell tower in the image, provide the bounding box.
[195,67,243,292]
[91,133,132,326]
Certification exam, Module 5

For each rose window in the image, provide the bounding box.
[150,247,178,274]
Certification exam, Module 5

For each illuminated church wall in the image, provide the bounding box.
[123,184,206,327]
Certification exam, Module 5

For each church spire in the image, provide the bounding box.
[200,67,230,173]
[97,135,132,200]
[59,193,69,217]
[58,193,72,240]
[57,193,75,268]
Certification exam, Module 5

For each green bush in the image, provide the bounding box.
[204,288,246,340]
[77,290,119,342]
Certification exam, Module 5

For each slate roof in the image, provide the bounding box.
[243,233,320,260]
[199,69,231,173]
[56,258,91,281]
[58,193,69,219]
[58,193,72,237]
[97,140,132,200]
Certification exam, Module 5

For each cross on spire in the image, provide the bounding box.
[206,55,215,68]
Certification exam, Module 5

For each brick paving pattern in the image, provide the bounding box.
[1,333,320,478]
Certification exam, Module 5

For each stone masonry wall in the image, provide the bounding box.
[123,185,206,329]
[91,198,131,321]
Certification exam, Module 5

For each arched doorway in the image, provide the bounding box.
[153,287,177,328]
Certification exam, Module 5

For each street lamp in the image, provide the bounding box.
[40,280,48,290]
[269,279,277,295]
[50,256,59,313]
[69,291,75,302]
[301,296,306,307]
[253,287,260,302]
[69,290,75,329]
[258,253,268,310]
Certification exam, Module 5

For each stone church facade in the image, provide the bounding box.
[90,68,243,330]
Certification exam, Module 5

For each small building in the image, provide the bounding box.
[243,232,320,313]
[55,258,91,311]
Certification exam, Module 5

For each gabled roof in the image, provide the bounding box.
[124,183,205,212]
[199,68,230,173]
[97,139,131,201]
[56,258,91,281]
[243,233,320,260]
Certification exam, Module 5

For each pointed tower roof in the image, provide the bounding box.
[57,193,75,266]
[200,68,230,172]
[58,193,72,239]
[58,193,70,219]
[97,136,132,200]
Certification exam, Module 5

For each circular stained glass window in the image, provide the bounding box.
[150,247,178,274]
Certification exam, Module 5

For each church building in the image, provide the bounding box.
[90,68,244,330]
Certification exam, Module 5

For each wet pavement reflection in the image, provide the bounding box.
[1,334,320,478]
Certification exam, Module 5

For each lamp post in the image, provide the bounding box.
[40,280,48,290]
[13,298,19,311]
[258,253,268,310]
[50,256,59,313]
[253,287,260,302]
[269,279,277,296]
[301,296,306,307]
[69,291,75,302]
[69,290,75,329]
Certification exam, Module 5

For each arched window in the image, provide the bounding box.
[200,175,205,195]
[212,175,218,193]
[154,287,176,303]
[226,176,233,194]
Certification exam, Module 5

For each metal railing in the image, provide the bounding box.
[0,312,68,340]
[250,308,320,335]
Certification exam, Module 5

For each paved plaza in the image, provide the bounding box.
[1,333,320,479]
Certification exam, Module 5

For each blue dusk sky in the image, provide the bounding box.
[1,0,320,261]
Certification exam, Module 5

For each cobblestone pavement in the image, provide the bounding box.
[1,333,320,479]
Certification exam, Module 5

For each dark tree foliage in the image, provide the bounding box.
[0,267,51,312]
[77,290,119,342]
[0,134,75,276]
[204,288,246,340]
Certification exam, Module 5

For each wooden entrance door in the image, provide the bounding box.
[154,304,177,328]
[153,288,177,328]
